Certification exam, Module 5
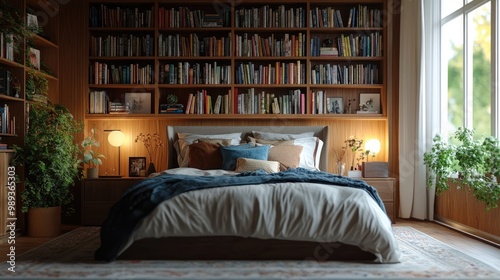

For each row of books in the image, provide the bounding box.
[159,62,231,85]
[235,88,305,115]
[158,33,231,57]
[90,34,154,57]
[0,143,7,150]
[235,5,306,28]
[90,62,155,85]
[158,7,230,28]
[309,5,382,28]
[88,91,109,114]
[0,33,14,61]
[236,61,306,85]
[0,104,15,134]
[89,5,154,28]
[311,63,380,85]
[310,32,382,57]
[185,90,231,115]
[235,33,306,57]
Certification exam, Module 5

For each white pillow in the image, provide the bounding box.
[174,132,242,167]
[293,137,323,170]
[252,131,315,140]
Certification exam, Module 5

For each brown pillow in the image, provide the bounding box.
[188,142,222,170]
[268,145,304,171]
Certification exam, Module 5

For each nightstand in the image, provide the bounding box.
[361,178,396,223]
[81,177,143,225]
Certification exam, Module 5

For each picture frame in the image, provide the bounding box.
[358,93,380,114]
[327,97,343,114]
[26,13,39,32]
[29,48,40,70]
[125,92,151,114]
[129,157,146,177]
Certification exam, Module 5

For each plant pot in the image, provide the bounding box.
[87,167,99,178]
[27,206,61,237]
[347,170,362,178]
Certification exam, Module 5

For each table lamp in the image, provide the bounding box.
[362,139,388,177]
[107,130,125,177]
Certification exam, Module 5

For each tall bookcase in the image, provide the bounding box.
[83,0,392,177]
[86,0,386,118]
[0,0,60,238]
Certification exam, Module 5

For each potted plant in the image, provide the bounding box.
[11,102,83,236]
[79,127,106,178]
[423,127,500,209]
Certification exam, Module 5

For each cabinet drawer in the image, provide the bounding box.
[362,179,394,202]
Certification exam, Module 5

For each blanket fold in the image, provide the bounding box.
[95,168,385,261]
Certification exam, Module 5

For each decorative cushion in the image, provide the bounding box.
[188,142,222,170]
[174,133,241,167]
[252,131,315,140]
[235,158,280,173]
[247,136,295,146]
[268,145,304,171]
[220,144,270,171]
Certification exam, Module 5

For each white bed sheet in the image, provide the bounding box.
[121,168,401,263]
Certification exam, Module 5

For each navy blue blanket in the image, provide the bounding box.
[95,168,386,261]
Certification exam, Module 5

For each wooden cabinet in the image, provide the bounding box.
[361,177,396,223]
[81,177,142,225]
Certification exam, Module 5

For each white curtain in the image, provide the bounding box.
[398,0,441,220]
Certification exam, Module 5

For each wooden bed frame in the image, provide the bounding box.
[118,125,376,261]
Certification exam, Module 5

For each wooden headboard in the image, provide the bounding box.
[167,126,329,171]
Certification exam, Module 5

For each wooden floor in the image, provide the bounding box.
[1,219,499,269]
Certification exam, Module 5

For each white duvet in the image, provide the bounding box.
[121,168,401,263]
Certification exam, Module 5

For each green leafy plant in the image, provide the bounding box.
[79,127,106,168]
[11,102,83,212]
[423,127,500,209]
[344,136,364,170]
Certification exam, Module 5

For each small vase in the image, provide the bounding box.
[336,161,346,176]
[147,162,156,175]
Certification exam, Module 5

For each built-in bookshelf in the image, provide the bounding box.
[0,0,60,238]
[86,0,387,118]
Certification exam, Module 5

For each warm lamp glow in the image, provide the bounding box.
[108,130,125,147]
[365,139,381,155]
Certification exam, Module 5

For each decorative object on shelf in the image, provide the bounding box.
[106,130,126,177]
[327,97,343,114]
[166,94,178,104]
[129,157,146,177]
[125,92,152,114]
[333,144,347,176]
[79,126,106,179]
[135,132,164,175]
[28,47,41,70]
[346,98,356,114]
[10,76,20,98]
[423,127,500,209]
[357,93,380,114]
[11,103,83,229]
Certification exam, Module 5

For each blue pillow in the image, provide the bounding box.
[220,144,270,170]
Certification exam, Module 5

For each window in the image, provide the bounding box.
[441,0,498,138]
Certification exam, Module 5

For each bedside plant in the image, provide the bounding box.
[79,127,106,178]
[423,127,500,209]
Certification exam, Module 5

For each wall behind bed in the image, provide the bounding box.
[86,118,388,175]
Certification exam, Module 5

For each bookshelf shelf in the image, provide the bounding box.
[86,0,387,116]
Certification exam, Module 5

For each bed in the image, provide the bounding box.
[95,126,400,263]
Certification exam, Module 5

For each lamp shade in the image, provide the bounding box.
[365,139,381,155]
[108,130,125,147]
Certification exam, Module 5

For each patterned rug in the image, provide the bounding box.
[0,226,498,280]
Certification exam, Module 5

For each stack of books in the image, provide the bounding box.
[109,102,130,114]
[160,104,184,114]
[0,143,7,150]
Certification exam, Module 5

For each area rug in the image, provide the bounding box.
[0,226,498,280]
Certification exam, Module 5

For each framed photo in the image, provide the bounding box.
[29,48,40,70]
[358,93,380,114]
[129,157,146,177]
[125,92,151,114]
[27,13,39,32]
[327,97,343,114]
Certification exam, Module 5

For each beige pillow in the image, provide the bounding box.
[235,158,280,173]
[247,136,294,146]
[268,145,304,171]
